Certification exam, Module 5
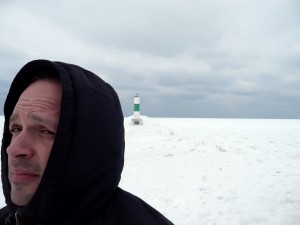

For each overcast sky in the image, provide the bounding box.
[0,0,299,118]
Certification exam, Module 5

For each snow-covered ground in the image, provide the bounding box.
[1,116,300,225]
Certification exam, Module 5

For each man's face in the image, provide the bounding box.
[7,79,61,206]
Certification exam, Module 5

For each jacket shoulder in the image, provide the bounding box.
[0,206,10,224]
[103,188,174,225]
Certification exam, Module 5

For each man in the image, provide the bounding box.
[0,60,174,225]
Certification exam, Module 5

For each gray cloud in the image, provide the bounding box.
[0,79,11,114]
[0,0,299,118]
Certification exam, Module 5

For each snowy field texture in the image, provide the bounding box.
[1,116,300,225]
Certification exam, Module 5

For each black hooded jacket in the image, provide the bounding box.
[0,60,174,225]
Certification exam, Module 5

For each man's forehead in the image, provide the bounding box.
[21,79,61,95]
[9,80,62,124]
[15,80,62,106]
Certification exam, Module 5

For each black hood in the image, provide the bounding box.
[1,60,125,224]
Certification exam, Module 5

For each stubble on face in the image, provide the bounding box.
[10,158,43,203]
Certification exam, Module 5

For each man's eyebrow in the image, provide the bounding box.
[9,112,57,128]
[28,113,56,127]
[29,113,46,123]
[9,113,19,124]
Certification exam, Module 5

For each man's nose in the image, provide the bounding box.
[6,131,34,158]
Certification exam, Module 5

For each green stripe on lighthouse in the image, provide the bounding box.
[134,104,140,111]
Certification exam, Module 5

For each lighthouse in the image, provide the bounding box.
[131,93,143,125]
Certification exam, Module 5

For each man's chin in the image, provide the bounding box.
[11,192,34,206]
[10,184,38,206]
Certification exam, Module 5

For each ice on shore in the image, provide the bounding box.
[1,116,300,225]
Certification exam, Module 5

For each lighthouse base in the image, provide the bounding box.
[131,118,143,125]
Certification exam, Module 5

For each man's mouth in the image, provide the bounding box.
[10,168,39,183]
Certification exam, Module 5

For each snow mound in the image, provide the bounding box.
[124,116,175,140]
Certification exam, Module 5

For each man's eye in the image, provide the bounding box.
[10,127,22,133]
[41,130,56,135]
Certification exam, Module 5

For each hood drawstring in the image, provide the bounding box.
[15,207,23,225]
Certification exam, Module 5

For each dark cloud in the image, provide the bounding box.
[0,79,11,114]
[0,0,299,118]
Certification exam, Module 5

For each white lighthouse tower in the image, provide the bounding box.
[131,93,143,125]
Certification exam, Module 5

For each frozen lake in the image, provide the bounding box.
[1,116,300,225]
